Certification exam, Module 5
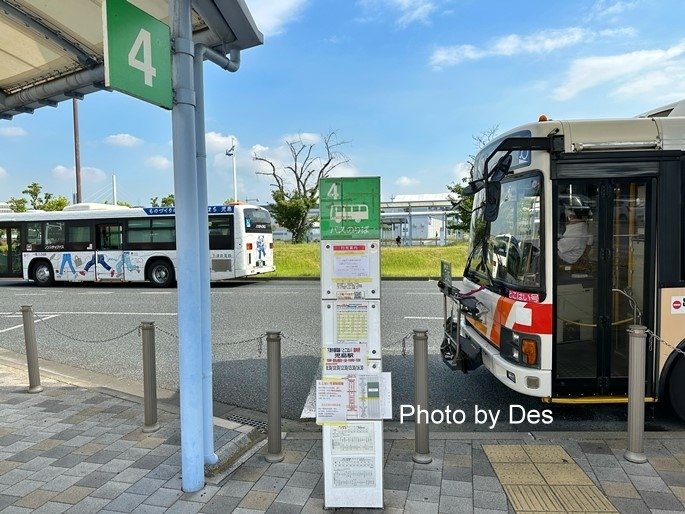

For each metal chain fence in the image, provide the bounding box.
[33,311,140,344]
[646,329,685,357]
[21,307,427,360]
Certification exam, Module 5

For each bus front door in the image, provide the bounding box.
[95,223,124,281]
[553,177,654,397]
[0,226,22,277]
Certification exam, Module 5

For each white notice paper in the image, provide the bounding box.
[316,379,347,425]
[346,372,392,420]
[333,244,370,278]
[330,424,375,455]
[332,456,376,488]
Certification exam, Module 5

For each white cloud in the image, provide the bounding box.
[0,126,27,137]
[358,0,437,27]
[105,133,143,147]
[0,166,7,179]
[555,41,685,100]
[205,132,236,154]
[452,162,471,184]
[395,176,419,187]
[429,27,633,69]
[52,165,106,183]
[282,132,321,145]
[590,0,639,19]
[145,155,172,170]
[328,163,359,178]
[248,0,308,37]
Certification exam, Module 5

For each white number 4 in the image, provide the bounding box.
[128,29,156,87]
[326,183,340,200]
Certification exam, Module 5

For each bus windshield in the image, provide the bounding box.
[244,208,271,233]
[466,173,543,291]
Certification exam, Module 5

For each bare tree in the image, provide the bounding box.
[254,131,349,243]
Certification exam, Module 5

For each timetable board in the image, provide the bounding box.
[319,177,385,509]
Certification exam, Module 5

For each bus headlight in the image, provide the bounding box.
[520,338,538,366]
[500,329,540,368]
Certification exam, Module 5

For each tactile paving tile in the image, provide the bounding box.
[486,445,617,513]
[483,444,531,463]
[492,462,546,485]
[523,445,574,464]
[504,485,564,512]
[552,485,617,512]
[536,463,594,486]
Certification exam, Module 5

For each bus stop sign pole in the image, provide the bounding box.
[169,0,205,492]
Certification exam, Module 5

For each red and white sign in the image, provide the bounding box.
[672,297,684,314]
[508,290,540,303]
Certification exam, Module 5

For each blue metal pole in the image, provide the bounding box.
[194,45,218,466]
[169,0,204,492]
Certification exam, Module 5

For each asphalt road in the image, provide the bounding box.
[0,278,683,432]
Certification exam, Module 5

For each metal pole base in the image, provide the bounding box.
[265,452,284,463]
[142,423,160,434]
[413,452,432,464]
[27,385,44,394]
[624,450,647,464]
[204,453,218,466]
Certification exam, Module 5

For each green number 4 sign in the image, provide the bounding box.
[103,0,172,109]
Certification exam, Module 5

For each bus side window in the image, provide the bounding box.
[45,222,65,245]
[209,220,233,250]
[67,224,91,251]
[27,222,43,246]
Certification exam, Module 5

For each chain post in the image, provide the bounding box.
[265,330,284,463]
[625,324,647,464]
[141,322,160,433]
[20,305,43,393]
[412,329,432,464]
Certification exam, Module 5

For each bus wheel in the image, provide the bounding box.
[669,355,685,421]
[148,260,174,288]
[32,261,54,286]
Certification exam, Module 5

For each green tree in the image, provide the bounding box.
[23,182,49,210]
[7,197,27,212]
[161,194,175,207]
[9,182,69,211]
[150,197,159,207]
[447,126,499,233]
[254,132,349,243]
[42,196,70,211]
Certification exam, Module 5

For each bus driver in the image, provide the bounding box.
[558,208,592,265]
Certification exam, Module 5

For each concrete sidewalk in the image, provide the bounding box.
[1,361,685,513]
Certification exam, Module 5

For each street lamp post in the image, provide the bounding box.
[225,137,237,202]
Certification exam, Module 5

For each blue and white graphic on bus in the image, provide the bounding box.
[143,205,236,216]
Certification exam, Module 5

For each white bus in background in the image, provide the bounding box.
[0,203,275,287]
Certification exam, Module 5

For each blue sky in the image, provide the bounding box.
[1,0,685,206]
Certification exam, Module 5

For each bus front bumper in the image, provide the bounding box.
[462,324,551,398]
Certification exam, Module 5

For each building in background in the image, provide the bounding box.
[381,193,461,245]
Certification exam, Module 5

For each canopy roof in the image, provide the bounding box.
[0,0,263,119]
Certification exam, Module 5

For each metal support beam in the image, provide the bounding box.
[193,41,240,467]
[0,66,103,114]
[170,0,204,493]
[0,0,97,67]
[193,43,216,467]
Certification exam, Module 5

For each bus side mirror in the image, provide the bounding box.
[484,182,501,222]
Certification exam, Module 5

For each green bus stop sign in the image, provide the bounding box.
[320,177,381,240]
[103,0,172,109]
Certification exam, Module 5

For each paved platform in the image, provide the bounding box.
[2,360,685,513]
